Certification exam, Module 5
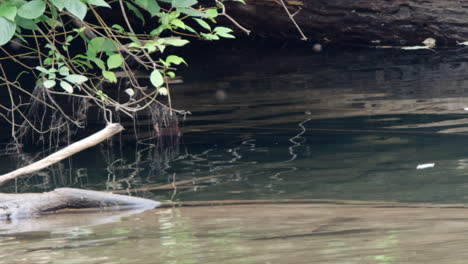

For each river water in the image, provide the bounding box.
[3,42,468,263]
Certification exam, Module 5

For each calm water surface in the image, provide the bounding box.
[3,44,468,262]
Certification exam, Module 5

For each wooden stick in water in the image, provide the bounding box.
[0,123,123,185]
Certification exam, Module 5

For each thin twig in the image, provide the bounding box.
[278,0,307,40]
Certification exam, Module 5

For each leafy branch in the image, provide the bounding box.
[0,0,246,147]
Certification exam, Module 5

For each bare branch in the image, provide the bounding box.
[0,123,124,186]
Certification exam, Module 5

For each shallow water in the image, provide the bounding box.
[3,43,468,262]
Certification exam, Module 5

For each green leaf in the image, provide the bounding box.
[0,3,17,21]
[17,0,45,19]
[194,18,210,31]
[92,58,106,70]
[112,24,126,33]
[177,7,206,17]
[50,0,67,10]
[214,26,235,38]
[95,90,108,100]
[66,35,74,43]
[150,69,164,87]
[13,31,28,44]
[15,16,37,30]
[168,10,180,20]
[48,72,56,79]
[107,53,124,69]
[65,1,87,20]
[60,80,74,93]
[43,58,53,65]
[126,2,145,25]
[142,40,160,53]
[170,18,185,29]
[133,0,160,17]
[0,17,16,46]
[36,66,49,73]
[171,0,197,8]
[166,55,187,65]
[205,8,218,18]
[103,70,117,83]
[201,32,219,40]
[150,24,169,36]
[88,37,116,54]
[43,80,56,88]
[65,74,88,84]
[88,37,105,53]
[184,24,197,34]
[159,37,189,47]
[86,0,111,8]
[59,66,69,76]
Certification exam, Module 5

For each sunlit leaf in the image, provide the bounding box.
[166,71,175,78]
[35,66,49,73]
[50,0,67,10]
[43,80,56,88]
[134,0,160,17]
[0,17,16,46]
[92,58,106,71]
[205,8,218,18]
[60,80,74,93]
[65,74,88,84]
[166,55,187,65]
[86,0,111,8]
[150,69,164,87]
[17,0,45,19]
[103,70,117,83]
[201,32,219,40]
[159,37,189,47]
[170,18,185,29]
[125,88,134,97]
[177,7,206,17]
[171,0,197,8]
[158,87,168,96]
[59,66,70,76]
[65,1,87,20]
[214,26,235,38]
[107,53,124,69]
[194,18,210,31]
[0,3,17,21]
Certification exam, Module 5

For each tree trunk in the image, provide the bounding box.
[226,0,468,46]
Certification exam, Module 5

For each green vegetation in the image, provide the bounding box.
[0,0,242,145]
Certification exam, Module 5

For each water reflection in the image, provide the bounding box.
[4,203,468,263]
[2,44,468,262]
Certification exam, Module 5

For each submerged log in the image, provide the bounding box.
[225,0,468,46]
[0,188,160,220]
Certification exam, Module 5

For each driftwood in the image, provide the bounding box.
[0,123,124,185]
[0,123,162,220]
[0,188,160,220]
[225,0,468,46]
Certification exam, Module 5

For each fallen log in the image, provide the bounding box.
[0,124,162,221]
[0,188,160,220]
[225,0,468,46]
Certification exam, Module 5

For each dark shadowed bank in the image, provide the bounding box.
[223,0,468,46]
